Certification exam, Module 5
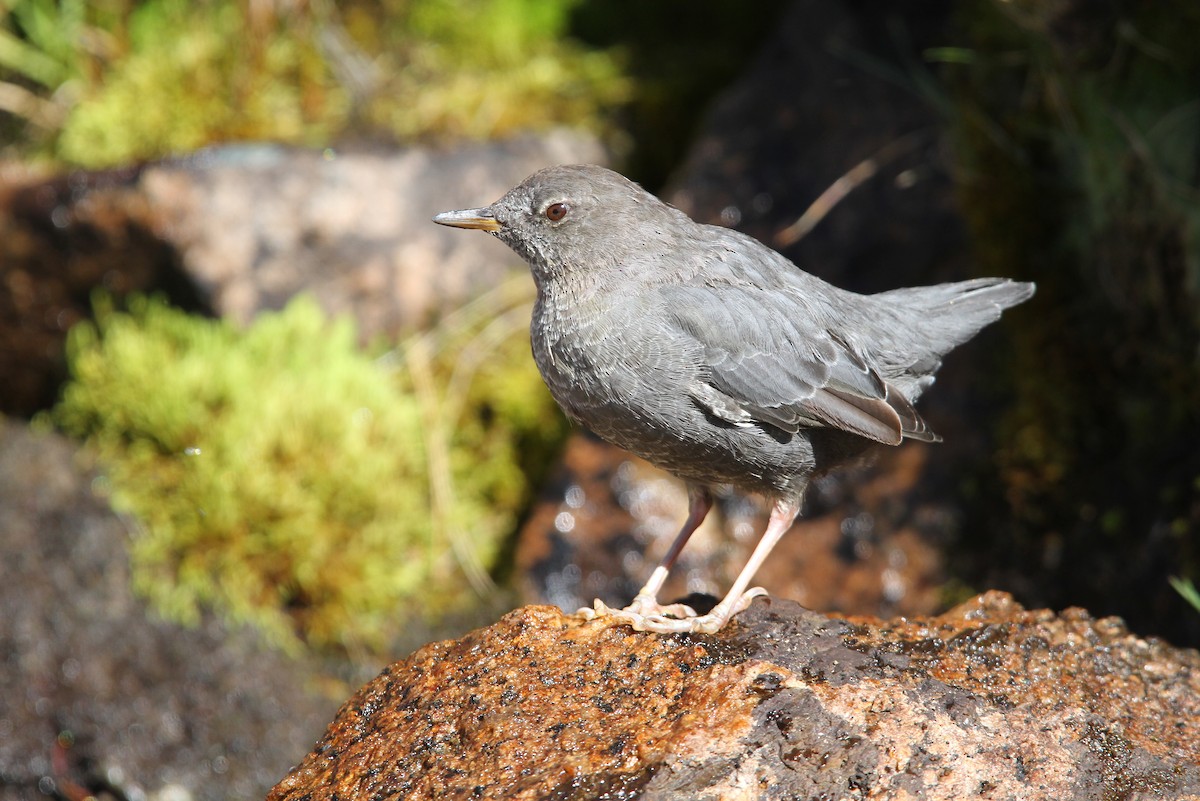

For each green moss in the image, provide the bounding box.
[51,293,564,652]
[56,1,342,165]
[1,0,628,166]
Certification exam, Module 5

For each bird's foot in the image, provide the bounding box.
[576,587,767,634]
[625,593,699,619]
[575,597,691,632]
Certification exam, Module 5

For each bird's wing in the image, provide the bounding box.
[663,285,938,445]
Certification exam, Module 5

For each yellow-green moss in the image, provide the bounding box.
[56,1,342,165]
[2,0,628,166]
[52,294,565,652]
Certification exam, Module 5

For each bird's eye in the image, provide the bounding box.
[545,202,568,222]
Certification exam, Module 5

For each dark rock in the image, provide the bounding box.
[669,2,967,295]
[0,420,338,801]
[269,593,1200,800]
[0,165,210,418]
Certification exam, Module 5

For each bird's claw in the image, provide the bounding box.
[575,587,768,634]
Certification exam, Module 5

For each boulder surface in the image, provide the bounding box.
[270,592,1200,800]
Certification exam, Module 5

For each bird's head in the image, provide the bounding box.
[433,164,694,291]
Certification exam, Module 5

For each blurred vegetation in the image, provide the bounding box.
[941,0,1200,626]
[1172,577,1200,616]
[49,290,565,653]
[0,0,791,180]
[0,0,629,166]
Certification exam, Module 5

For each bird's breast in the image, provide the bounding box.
[531,291,685,429]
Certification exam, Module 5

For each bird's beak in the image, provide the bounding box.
[432,207,501,233]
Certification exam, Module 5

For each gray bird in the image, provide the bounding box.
[434,164,1034,633]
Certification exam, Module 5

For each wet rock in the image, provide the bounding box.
[0,420,338,801]
[0,130,604,418]
[269,593,1200,800]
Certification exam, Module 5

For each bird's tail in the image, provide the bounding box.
[873,278,1035,399]
[879,277,1034,351]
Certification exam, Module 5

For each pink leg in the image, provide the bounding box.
[580,493,804,634]
[578,485,713,623]
[627,485,713,614]
[690,495,803,631]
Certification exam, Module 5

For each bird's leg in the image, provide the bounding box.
[578,485,713,625]
[626,485,714,617]
[680,496,802,632]
[589,495,803,634]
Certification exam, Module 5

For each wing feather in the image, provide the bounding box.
[665,286,937,445]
